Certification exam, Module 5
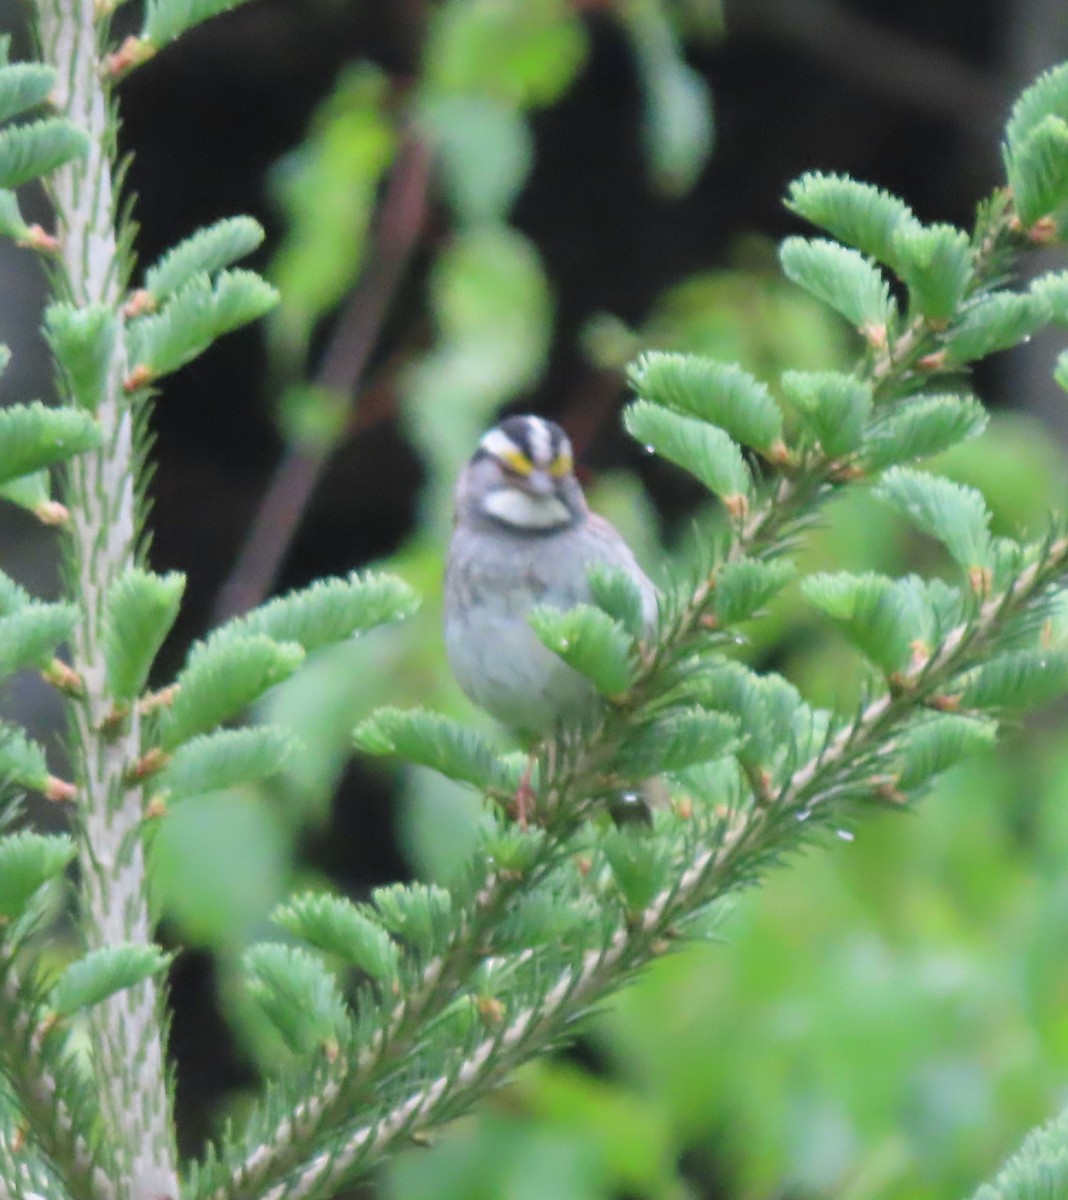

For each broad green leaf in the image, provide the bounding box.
[780,370,872,457]
[143,0,255,48]
[862,394,987,470]
[1004,113,1068,229]
[785,172,913,266]
[0,602,77,680]
[943,291,1049,363]
[104,568,185,701]
[354,706,509,792]
[0,63,55,126]
[273,892,399,985]
[156,726,295,801]
[897,715,997,791]
[0,403,101,485]
[160,634,305,749]
[0,832,73,921]
[779,237,894,335]
[891,220,973,321]
[629,352,782,450]
[529,603,635,697]
[403,225,552,535]
[268,64,395,365]
[624,401,750,502]
[420,95,533,225]
[621,0,713,196]
[243,942,349,1055]
[875,467,994,575]
[144,216,265,300]
[237,571,418,653]
[0,118,86,189]
[43,304,119,410]
[425,0,587,109]
[52,944,170,1016]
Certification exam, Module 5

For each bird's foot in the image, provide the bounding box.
[510,753,538,828]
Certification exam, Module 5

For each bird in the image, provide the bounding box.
[444,414,658,821]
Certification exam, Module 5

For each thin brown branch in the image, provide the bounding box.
[213,131,431,624]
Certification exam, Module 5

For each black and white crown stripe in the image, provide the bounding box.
[479,415,572,471]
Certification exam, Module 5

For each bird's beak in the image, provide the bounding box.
[525,469,556,497]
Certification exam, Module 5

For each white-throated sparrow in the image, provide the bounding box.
[444,415,658,750]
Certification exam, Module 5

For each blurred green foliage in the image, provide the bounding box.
[144,2,1068,1196]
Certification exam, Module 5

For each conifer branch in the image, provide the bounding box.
[31,2,178,1196]
[207,526,1068,1200]
[210,861,546,1200]
[236,529,1068,1200]
[0,966,113,1200]
[786,535,1068,802]
[196,122,1068,1199]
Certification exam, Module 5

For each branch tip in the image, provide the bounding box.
[123,363,155,393]
[723,493,749,521]
[968,564,993,598]
[34,499,70,526]
[104,36,156,79]
[917,349,947,371]
[17,224,61,255]
[128,748,171,782]
[139,684,179,715]
[45,775,77,803]
[99,703,129,738]
[123,288,157,318]
[42,659,84,696]
[862,321,888,349]
[476,996,505,1026]
[1027,215,1060,245]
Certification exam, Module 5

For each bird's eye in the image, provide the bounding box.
[499,449,533,478]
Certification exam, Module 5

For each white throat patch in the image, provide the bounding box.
[482,486,571,530]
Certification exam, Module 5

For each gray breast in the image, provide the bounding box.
[444,524,602,735]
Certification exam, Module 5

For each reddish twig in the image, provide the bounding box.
[212,131,431,624]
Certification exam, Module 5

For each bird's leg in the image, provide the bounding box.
[511,749,538,828]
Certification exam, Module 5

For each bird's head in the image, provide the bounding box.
[456,414,587,533]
